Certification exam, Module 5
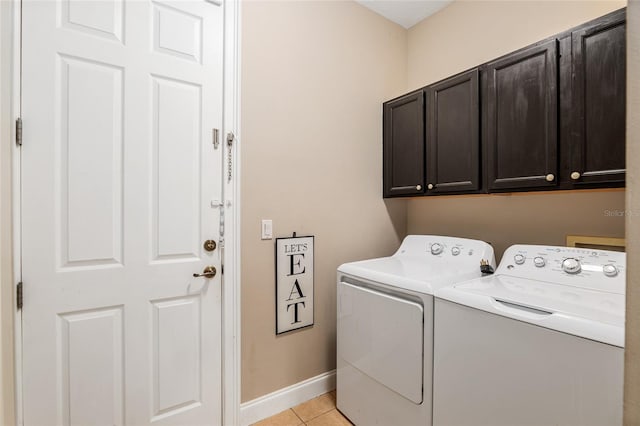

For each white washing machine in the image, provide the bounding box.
[434,244,625,426]
[336,235,495,426]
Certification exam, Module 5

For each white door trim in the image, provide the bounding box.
[9,0,23,424]
[222,0,242,425]
[6,0,242,424]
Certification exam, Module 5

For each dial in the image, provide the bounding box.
[562,258,581,274]
[533,257,546,268]
[513,254,525,265]
[451,247,461,256]
[603,264,618,277]
[431,243,443,255]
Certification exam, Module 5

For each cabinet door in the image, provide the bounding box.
[383,90,425,197]
[484,40,558,191]
[426,69,480,194]
[567,10,625,186]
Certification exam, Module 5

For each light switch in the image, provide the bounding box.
[261,219,273,240]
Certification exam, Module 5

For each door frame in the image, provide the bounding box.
[1,0,242,424]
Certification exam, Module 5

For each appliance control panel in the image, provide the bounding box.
[497,245,626,294]
[394,235,496,268]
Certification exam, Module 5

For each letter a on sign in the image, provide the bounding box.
[276,236,314,334]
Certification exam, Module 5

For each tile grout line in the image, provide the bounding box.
[289,408,303,426]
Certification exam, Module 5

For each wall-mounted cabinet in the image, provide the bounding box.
[382,8,626,198]
[426,69,480,194]
[383,90,425,197]
[563,9,626,187]
[484,40,558,192]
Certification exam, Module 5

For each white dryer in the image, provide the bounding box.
[434,244,625,426]
[336,235,495,426]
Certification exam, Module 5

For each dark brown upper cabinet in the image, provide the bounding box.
[382,8,626,198]
[563,9,626,187]
[425,69,481,194]
[383,90,425,197]
[484,40,559,192]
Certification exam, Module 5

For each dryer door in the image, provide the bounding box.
[338,281,424,404]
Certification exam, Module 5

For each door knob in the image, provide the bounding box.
[570,171,581,180]
[204,239,217,252]
[193,266,217,278]
[545,174,555,182]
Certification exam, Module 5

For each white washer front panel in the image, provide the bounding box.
[436,275,625,347]
[338,281,423,404]
[433,299,624,426]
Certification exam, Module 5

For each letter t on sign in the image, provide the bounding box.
[275,235,314,334]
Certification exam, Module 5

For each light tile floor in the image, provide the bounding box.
[252,391,353,426]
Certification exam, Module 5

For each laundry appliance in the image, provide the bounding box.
[336,235,495,425]
[434,244,625,426]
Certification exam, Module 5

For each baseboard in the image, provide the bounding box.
[239,370,336,426]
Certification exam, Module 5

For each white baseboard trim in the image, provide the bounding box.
[239,370,336,426]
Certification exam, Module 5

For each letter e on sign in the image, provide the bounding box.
[276,236,314,334]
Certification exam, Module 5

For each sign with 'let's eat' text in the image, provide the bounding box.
[276,236,314,334]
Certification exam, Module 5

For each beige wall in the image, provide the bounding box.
[240,1,407,402]
[624,1,640,424]
[406,0,626,261]
[408,190,625,261]
[408,0,626,90]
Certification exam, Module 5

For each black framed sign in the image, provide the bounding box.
[275,235,314,334]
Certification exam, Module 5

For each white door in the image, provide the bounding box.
[21,0,224,424]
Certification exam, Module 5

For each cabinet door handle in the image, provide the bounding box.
[416,185,422,191]
[545,174,555,182]
[427,183,434,190]
[570,171,581,180]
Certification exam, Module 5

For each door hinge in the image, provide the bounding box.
[15,117,22,146]
[17,282,23,310]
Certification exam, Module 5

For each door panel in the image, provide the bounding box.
[60,306,125,426]
[426,69,480,194]
[383,90,425,197]
[567,10,626,186]
[338,281,424,404]
[484,40,558,191]
[21,1,223,424]
[59,55,124,268]
[152,76,202,261]
[152,296,202,419]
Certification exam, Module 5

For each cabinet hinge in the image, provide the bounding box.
[17,282,23,310]
[16,117,22,146]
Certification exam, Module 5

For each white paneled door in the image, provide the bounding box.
[21,0,224,424]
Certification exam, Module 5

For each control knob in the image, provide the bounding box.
[562,258,581,274]
[603,264,618,277]
[513,254,526,265]
[533,257,546,268]
[431,243,443,255]
[451,247,460,256]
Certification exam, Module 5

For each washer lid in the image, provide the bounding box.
[436,275,625,347]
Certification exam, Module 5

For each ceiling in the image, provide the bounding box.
[356,0,453,29]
